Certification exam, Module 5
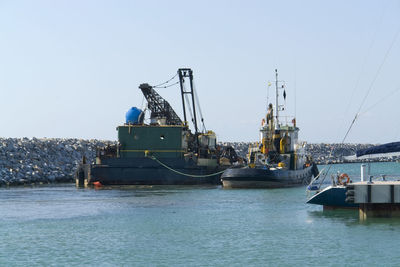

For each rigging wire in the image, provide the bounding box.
[312,20,400,188]
[355,25,400,119]
[192,81,206,132]
[341,23,400,144]
[182,82,195,126]
[152,73,178,88]
[359,86,400,116]
[185,94,195,127]
[153,81,179,89]
[336,7,386,139]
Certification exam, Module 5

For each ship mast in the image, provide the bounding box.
[178,68,198,133]
[275,69,279,129]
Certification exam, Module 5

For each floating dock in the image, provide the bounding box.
[346,181,400,220]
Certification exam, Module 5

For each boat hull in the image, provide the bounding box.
[221,165,315,188]
[307,185,358,209]
[86,157,224,185]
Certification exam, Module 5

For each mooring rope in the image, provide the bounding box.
[148,155,226,178]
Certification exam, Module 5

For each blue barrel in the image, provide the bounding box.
[125,107,142,124]
[307,185,319,191]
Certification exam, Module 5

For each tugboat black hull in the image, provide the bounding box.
[221,165,317,188]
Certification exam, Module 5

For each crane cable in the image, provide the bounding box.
[182,82,195,125]
[152,73,178,88]
[153,81,179,89]
[192,81,207,132]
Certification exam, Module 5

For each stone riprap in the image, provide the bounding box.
[1,138,397,186]
[219,142,399,165]
[0,138,115,186]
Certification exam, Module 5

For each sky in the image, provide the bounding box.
[0,0,399,144]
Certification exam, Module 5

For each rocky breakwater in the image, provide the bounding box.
[0,138,115,186]
[219,142,400,165]
[304,143,400,164]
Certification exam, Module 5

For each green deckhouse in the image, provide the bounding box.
[117,125,186,158]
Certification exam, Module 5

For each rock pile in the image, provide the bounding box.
[1,138,397,186]
[305,143,375,164]
[219,142,249,159]
[0,138,115,186]
[220,142,399,165]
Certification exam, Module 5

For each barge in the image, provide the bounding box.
[76,68,240,186]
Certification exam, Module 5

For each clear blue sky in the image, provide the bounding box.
[1,0,399,143]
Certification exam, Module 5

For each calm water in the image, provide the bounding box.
[1,162,400,266]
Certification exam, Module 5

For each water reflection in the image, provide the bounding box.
[308,208,400,226]
[308,209,359,225]
[92,184,220,197]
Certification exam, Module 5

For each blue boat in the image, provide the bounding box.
[306,185,358,209]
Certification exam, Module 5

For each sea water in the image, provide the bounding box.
[1,162,400,266]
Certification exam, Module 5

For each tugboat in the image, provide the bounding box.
[76,68,240,186]
[221,69,319,188]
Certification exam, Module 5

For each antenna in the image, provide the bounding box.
[275,69,279,129]
[294,64,297,119]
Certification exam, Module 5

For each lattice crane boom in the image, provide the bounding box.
[139,83,182,126]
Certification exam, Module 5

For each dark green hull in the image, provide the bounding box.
[88,157,225,185]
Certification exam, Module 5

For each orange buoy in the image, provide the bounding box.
[338,173,350,185]
[93,181,103,187]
